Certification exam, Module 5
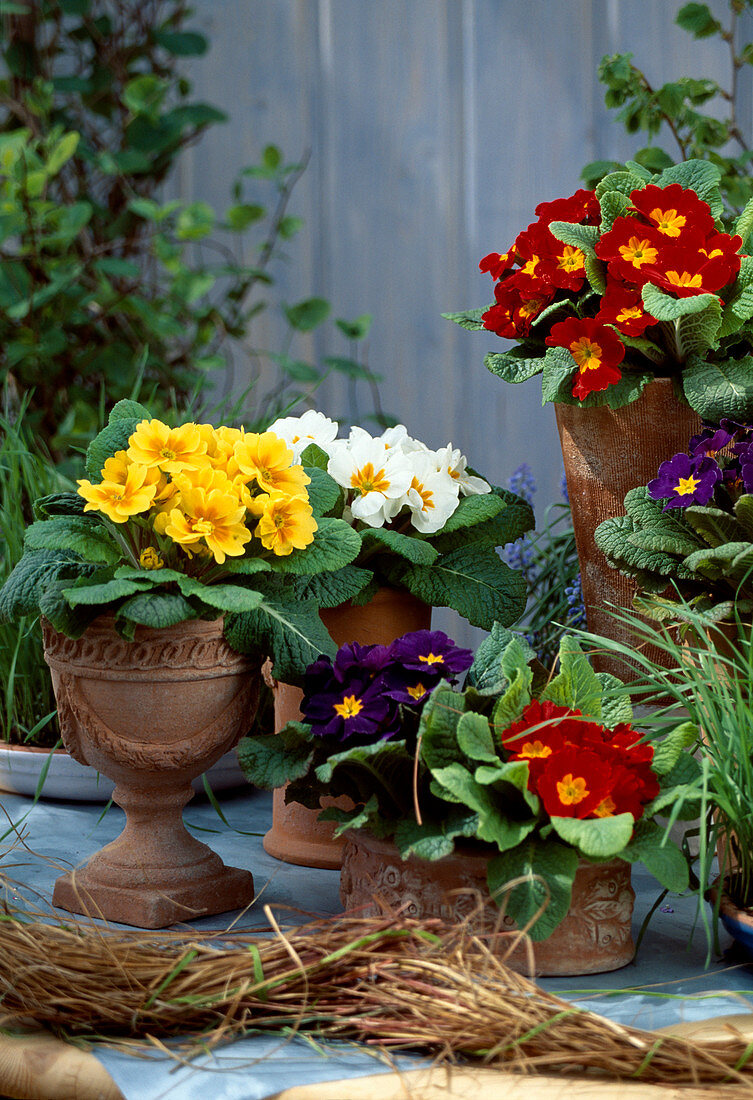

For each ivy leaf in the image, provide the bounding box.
[682,354,753,423]
[486,839,579,941]
[265,518,361,575]
[550,813,635,859]
[224,597,335,684]
[24,516,121,564]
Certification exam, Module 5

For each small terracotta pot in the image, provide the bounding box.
[556,378,700,677]
[340,830,636,977]
[42,615,259,928]
[263,587,432,869]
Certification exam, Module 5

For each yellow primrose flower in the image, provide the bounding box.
[127,419,209,474]
[164,486,252,564]
[234,432,311,497]
[77,464,158,523]
[212,425,246,478]
[139,547,164,570]
[255,494,317,556]
[172,464,240,500]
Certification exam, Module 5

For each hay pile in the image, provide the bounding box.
[1,901,753,1091]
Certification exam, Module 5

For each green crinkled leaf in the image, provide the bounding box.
[491,666,533,733]
[543,349,652,409]
[33,491,86,520]
[393,810,479,861]
[486,839,579,941]
[676,297,722,357]
[0,550,93,621]
[641,283,719,323]
[627,528,702,557]
[315,739,414,809]
[24,516,121,565]
[108,399,151,422]
[431,762,537,852]
[623,486,698,536]
[432,487,534,554]
[221,558,273,576]
[360,527,438,565]
[733,197,753,250]
[63,574,156,607]
[683,504,749,547]
[456,711,498,763]
[299,443,331,470]
[236,729,313,789]
[37,579,99,638]
[599,190,631,233]
[114,566,185,583]
[433,493,505,536]
[617,333,665,365]
[467,624,536,695]
[285,565,373,609]
[394,544,527,631]
[619,818,689,892]
[302,466,341,516]
[595,171,646,201]
[484,348,547,384]
[547,221,598,254]
[734,495,753,538]
[442,307,490,331]
[472,759,539,815]
[595,514,699,580]
[530,298,577,330]
[646,782,702,821]
[116,591,199,629]
[584,252,607,295]
[175,576,263,612]
[655,159,723,219]
[224,597,335,683]
[650,721,698,777]
[550,814,634,859]
[318,794,381,836]
[683,541,753,582]
[265,517,361,575]
[419,682,466,769]
[722,257,753,331]
[682,354,753,422]
[539,636,602,719]
[85,417,142,479]
[595,672,634,725]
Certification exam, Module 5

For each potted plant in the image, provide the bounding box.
[594,420,753,633]
[239,626,696,975]
[255,410,534,867]
[0,399,359,927]
[445,159,753,660]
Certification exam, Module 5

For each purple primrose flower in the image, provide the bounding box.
[388,630,473,678]
[648,452,722,510]
[689,426,734,457]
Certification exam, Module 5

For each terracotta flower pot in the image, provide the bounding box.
[340,830,635,977]
[263,587,432,869]
[556,378,701,676]
[42,615,259,929]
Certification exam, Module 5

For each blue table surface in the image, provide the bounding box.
[2,782,753,1100]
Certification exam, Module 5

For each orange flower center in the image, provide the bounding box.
[518,739,552,759]
[407,683,427,700]
[650,206,686,236]
[556,773,589,805]
[616,305,642,323]
[570,336,603,373]
[334,695,363,720]
[410,476,434,511]
[351,463,390,495]
[521,254,540,276]
[593,795,617,818]
[665,270,703,289]
[618,236,659,268]
[557,245,584,272]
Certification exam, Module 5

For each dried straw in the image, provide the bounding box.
[1,897,753,1092]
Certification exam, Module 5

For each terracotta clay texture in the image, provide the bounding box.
[263,587,431,869]
[43,616,259,929]
[555,378,701,677]
[340,830,636,977]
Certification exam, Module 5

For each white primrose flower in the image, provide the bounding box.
[266,410,339,462]
[402,451,461,534]
[433,444,491,496]
[327,436,413,528]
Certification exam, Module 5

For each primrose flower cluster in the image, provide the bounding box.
[480,181,744,401]
[77,419,317,565]
[499,699,658,822]
[267,410,490,535]
[648,420,753,511]
[301,630,473,742]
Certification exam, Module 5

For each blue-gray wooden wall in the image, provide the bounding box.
[176,0,752,640]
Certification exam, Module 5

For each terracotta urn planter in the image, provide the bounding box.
[263,587,432,869]
[340,830,636,977]
[42,615,259,929]
[556,377,700,676]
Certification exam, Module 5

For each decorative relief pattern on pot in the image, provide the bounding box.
[42,619,253,677]
[55,669,257,772]
[571,867,634,949]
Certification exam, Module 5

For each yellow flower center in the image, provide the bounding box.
[557,245,584,272]
[333,695,364,720]
[410,476,434,511]
[665,270,703,289]
[650,206,685,236]
[351,462,390,495]
[570,337,603,373]
[673,474,700,496]
[519,739,552,759]
[407,683,427,700]
[161,447,176,462]
[618,236,658,268]
[593,795,617,818]
[418,652,443,665]
[556,773,589,805]
[521,253,539,276]
[616,305,642,323]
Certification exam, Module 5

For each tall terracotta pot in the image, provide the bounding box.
[263,587,431,869]
[42,616,259,929]
[340,830,635,977]
[556,378,701,676]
